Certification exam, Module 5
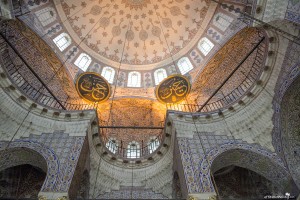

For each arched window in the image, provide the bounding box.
[53,33,72,51]
[101,66,115,84]
[198,37,214,56]
[127,71,141,87]
[154,68,167,85]
[148,137,160,154]
[213,13,233,32]
[177,57,193,75]
[127,141,140,158]
[106,138,118,154]
[74,53,92,71]
[35,7,56,26]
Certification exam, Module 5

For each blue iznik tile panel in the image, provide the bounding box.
[176,132,289,194]
[272,40,300,188]
[0,131,86,193]
[285,0,300,24]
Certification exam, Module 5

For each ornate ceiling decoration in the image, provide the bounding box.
[55,0,216,70]
[188,27,267,105]
[1,19,80,101]
[122,0,151,10]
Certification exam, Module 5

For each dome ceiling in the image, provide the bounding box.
[55,0,217,70]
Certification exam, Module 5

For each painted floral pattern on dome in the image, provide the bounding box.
[58,0,212,68]
[122,0,151,10]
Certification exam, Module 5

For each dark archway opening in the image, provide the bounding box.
[281,74,300,189]
[213,165,276,200]
[0,164,46,199]
[172,171,183,200]
[76,170,90,199]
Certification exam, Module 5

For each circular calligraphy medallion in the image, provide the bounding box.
[155,75,191,104]
[76,72,111,103]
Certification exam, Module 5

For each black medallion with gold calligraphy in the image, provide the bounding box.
[76,72,111,103]
[155,75,191,104]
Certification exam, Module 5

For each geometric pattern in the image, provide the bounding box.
[0,132,86,193]
[272,40,300,188]
[0,140,59,192]
[58,0,213,68]
[285,0,300,24]
[176,132,290,194]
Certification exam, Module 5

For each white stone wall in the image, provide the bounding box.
[170,29,289,152]
[0,64,97,200]
[88,120,175,199]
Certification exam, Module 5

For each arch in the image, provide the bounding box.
[53,33,72,52]
[74,53,92,72]
[35,7,57,26]
[279,74,300,188]
[213,165,275,199]
[127,71,141,87]
[154,68,167,85]
[177,57,193,75]
[0,164,46,199]
[101,66,115,84]
[198,143,291,193]
[0,140,60,192]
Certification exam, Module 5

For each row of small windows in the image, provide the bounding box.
[52,33,214,85]
[72,55,193,86]
[105,138,160,158]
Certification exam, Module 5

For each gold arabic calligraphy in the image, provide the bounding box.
[156,75,190,103]
[76,73,111,103]
[160,79,188,99]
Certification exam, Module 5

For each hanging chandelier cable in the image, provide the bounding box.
[40,3,114,94]
[149,0,222,196]
[91,12,133,199]
[104,15,133,150]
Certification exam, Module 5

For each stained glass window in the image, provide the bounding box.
[53,33,71,52]
[101,66,115,84]
[198,37,214,56]
[178,57,193,75]
[74,53,92,72]
[127,71,141,87]
[127,141,140,158]
[154,68,167,85]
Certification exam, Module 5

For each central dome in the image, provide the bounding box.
[56,0,216,70]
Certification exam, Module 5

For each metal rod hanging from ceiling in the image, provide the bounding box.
[197,35,265,112]
[0,32,67,110]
